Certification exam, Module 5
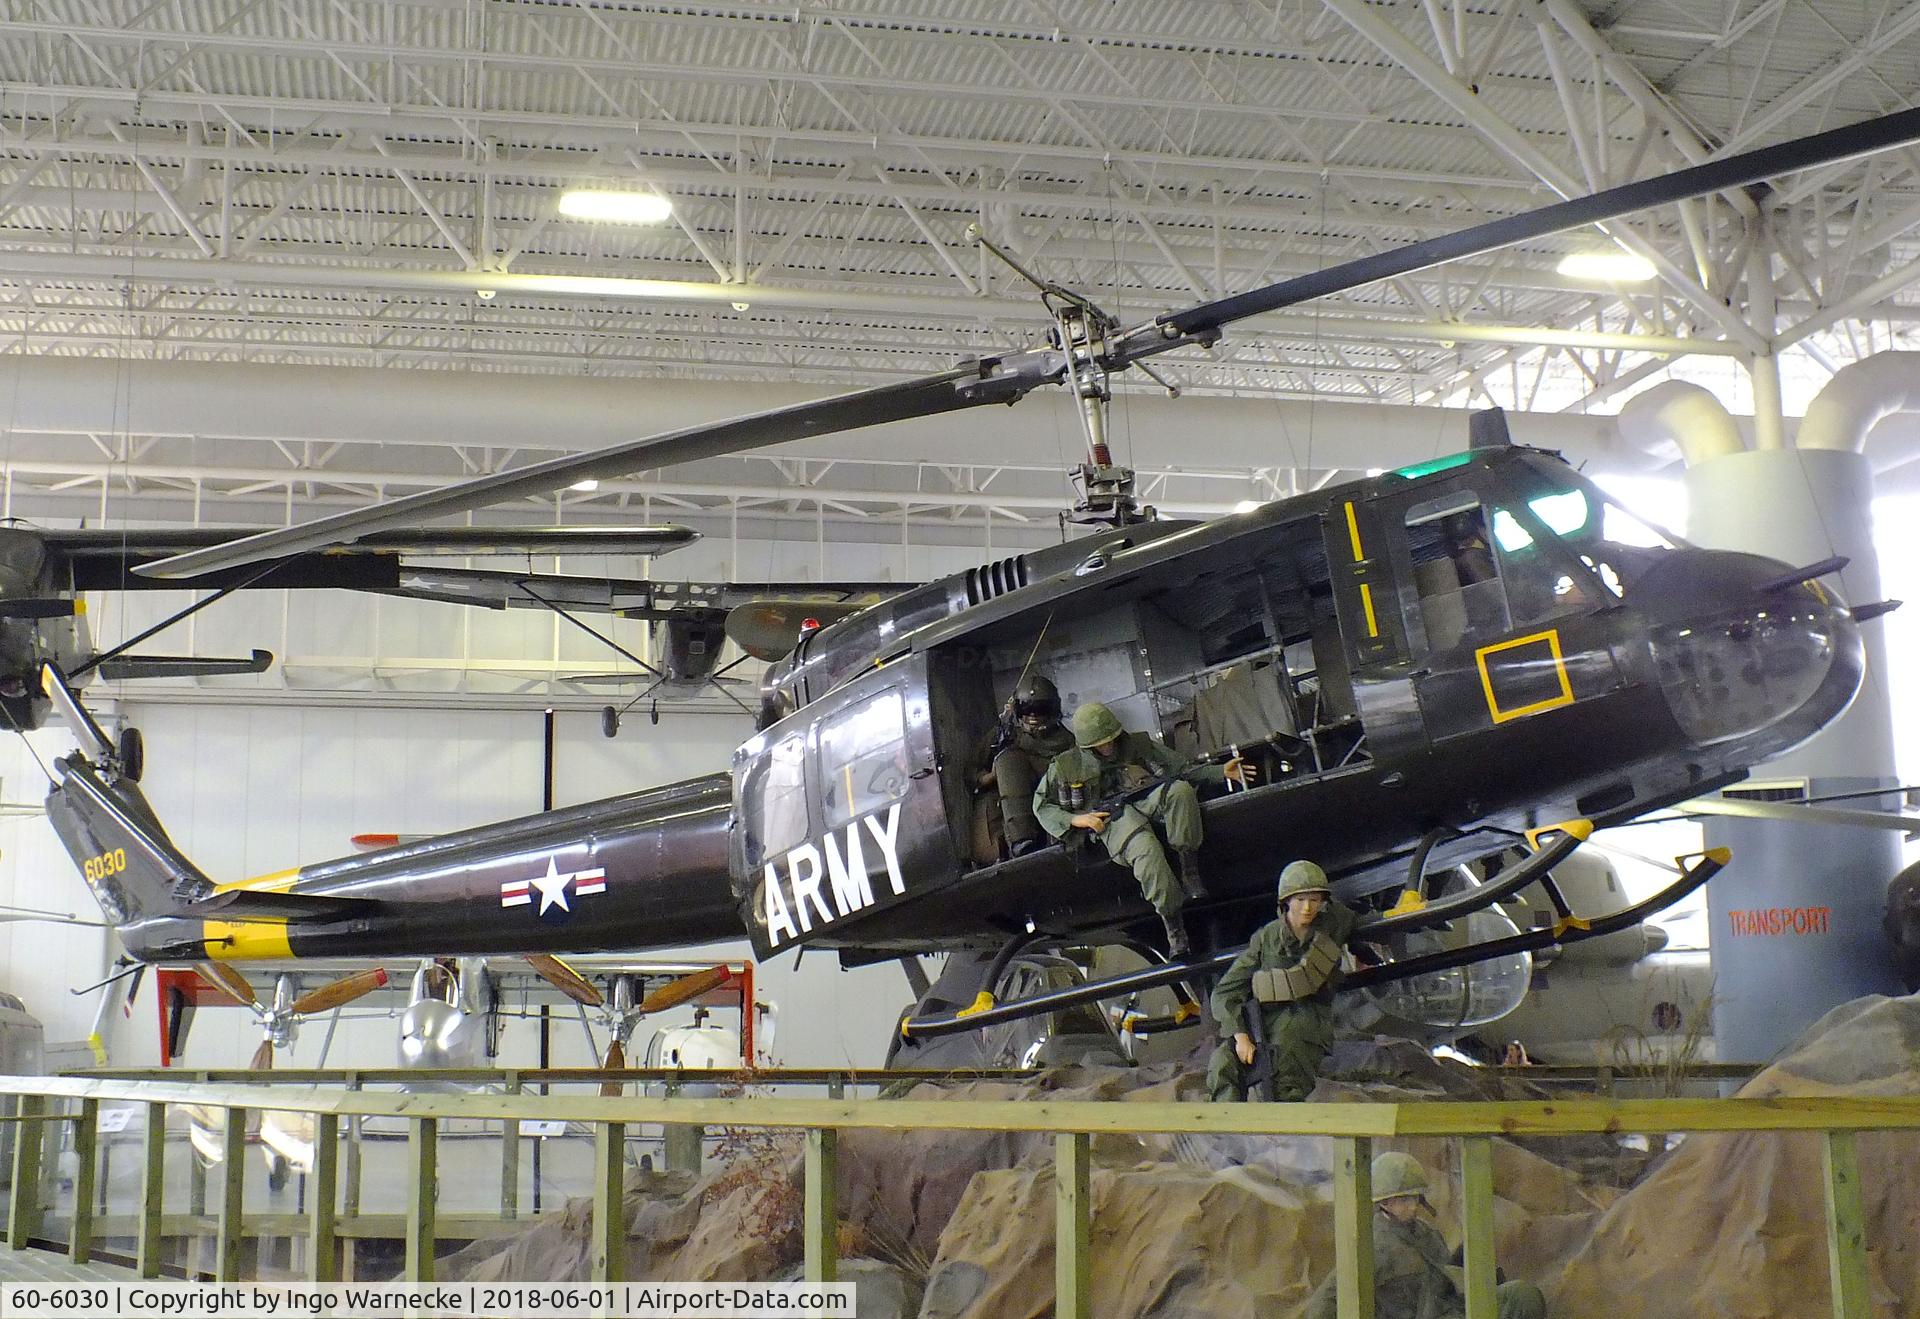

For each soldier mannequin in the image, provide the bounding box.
[1207,860,1356,1102]
[974,674,1076,857]
[1303,1153,1547,1319]
[1031,701,1255,957]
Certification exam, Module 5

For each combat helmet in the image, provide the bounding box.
[1071,702,1124,749]
[1013,674,1062,721]
[1276,859,1332,906]
[1370,1152,1431,1202]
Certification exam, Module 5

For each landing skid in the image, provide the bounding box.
[900,827,1728,1042]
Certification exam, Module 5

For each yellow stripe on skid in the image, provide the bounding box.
[1359,583,1380,637]
[1344,501,1365,560]
[212,867,301,895]
[203,919,292,962]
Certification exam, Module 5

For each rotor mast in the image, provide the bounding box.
[968,225,1175,529]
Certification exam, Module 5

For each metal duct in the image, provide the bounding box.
[1796,351,1920,453]
[1616,380,1747,468]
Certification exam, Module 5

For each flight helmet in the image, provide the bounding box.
[1071,702,1125,749]
[1014,674,1062,721]
[1371,1152,1431,1202]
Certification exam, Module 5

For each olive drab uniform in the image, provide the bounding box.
[1301,1209,1547,1319]
[1031,729,1223,923]
[972,721,1076,853]
[1206,898,1357,1101]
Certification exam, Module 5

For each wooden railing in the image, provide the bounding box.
[5,1074,1917,1319]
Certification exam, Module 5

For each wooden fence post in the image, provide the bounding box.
[1055,1131,1091,1319]
[66,1099,98,1264]
[214,1107,246,1282]
[1460,1136,1497,1319]
[137,1101,167,1278]
[1821,1130,1870,1319]
[6,1094,45,1249]
[309,1113,339,1283]
[592,1121,626,1283]
[804,1127,838,1283]
[405,1117,438,1282]
[1333,1136,1374,1319]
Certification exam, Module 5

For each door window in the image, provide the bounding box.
[818,687,910,828]
[740,733,809,868]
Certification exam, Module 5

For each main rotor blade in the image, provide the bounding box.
[132,105,1920,584]
[134,363,1029,580]
[1149,103,1920,342]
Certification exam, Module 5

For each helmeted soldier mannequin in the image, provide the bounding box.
[1303,1152,1548,1319]
[973,674,1076,857]
[1206,860,1357,1101]
[1031,700,1255,957]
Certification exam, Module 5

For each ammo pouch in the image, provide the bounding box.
[1250,932,1343,1003]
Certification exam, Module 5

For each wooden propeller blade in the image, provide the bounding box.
[290,967,389,1016]
[525,953,603,1007]
[599,1038,627,1097]
[638,966,730,1015]
[197,961,260,1010]
[250,1038,275,1070]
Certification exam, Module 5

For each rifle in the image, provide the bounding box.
[1240,999,1277,1102]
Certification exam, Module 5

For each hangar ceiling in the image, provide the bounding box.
[0,1,1917,528]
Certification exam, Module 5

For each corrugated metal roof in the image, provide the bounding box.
[0,0,1910,418]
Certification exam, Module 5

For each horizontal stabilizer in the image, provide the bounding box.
[189,888,383,922]
[97,650,273,681]
[0,597,79,620]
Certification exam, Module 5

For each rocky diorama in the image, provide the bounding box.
[436,993,1920,1318]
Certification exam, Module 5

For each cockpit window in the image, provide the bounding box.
[1492,489,1590,551]
[741,734,809,869]
[819,687,910,828]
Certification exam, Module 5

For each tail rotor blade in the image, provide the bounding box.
[291,967,390,1016]
[638,966,730,1016]
[525,953,604,1007]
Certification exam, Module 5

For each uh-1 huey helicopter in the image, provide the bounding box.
[28,104,1920,1065]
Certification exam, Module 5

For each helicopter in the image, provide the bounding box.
[29,104,1920,1053]
[0,521,699,733]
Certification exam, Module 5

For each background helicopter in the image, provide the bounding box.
[0,521,696,732]
[29,104,1920,1056]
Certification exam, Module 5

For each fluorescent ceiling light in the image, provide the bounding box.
[570,479,600,492]
[1557,251,1657,283]
[558,190,673,224]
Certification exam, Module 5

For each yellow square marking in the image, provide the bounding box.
[1475,628,1574,723]
[1344,501,1365,560]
